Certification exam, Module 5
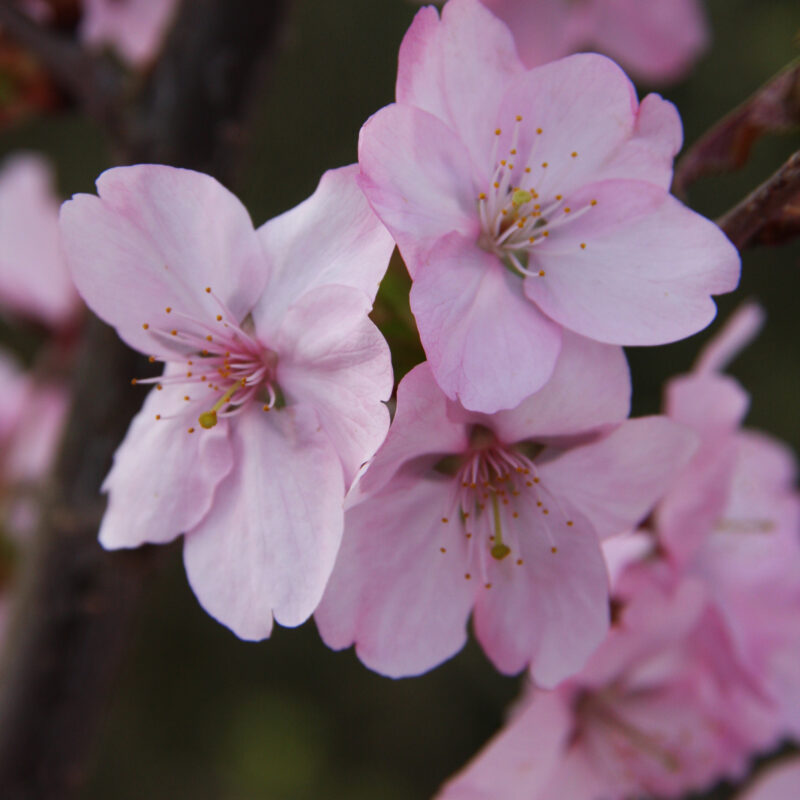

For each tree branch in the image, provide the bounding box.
[717,149,800,250]
[0,2,288,798]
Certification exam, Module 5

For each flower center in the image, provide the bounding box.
[575,688,682,775]
[476,115,597,279]
[133,286,279,433]
[435,428,573,587]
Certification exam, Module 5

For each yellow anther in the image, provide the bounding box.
[142,323,149,330]
[165,306,172,313]
[495,128,502,135]
[536,127,543,134]
[515,115,522,122]
[551,546,558,554]
[198,411,217,429]
[541,162,548,168]
[512,188,533,207]
[205,287,211,293]
[580,243,587,250]
[571,151,578,158]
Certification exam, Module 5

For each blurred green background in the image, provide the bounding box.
[1,0,799,797]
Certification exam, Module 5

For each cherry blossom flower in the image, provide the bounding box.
[657,304,800,737]
[315,336,695,686]
[0,154,80,328]
[438,561,779,800]
[79,0,179,67]
[740,759,800,800]
[359,0,738,412]
[59,164,394,639]
[480,0,709,85]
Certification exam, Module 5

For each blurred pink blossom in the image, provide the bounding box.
[438,561,779,800]
[79,0,179,67]
[59,164,394,639]
[480,0,709,84]
[360,0,738,412]
[0,350,68,536]
[316,336,696,686]
[740,759,800,800]
[657,304,800,738]
[0,154,80,328]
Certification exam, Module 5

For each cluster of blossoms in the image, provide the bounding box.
[0,0,797,797]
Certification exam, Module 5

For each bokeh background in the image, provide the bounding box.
[1,0,799,797]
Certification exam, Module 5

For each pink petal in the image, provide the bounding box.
[437,690,572,800]
[454,331,630,444]
[358,104,479,275]
[496,54,640,200]
[473,495,609,686]
[254,165,395,332]
[0,155,79,327]
[356,362,469,497]
[183,404,344,640]
[99,378,234,549]
[740,759,800,800]
[596,93,683,191]
[410,233,562,412]
[60,165,267,355]
[80,0,179,66]
[536,417,698,540]
[4,384,67,484]
[525,182,740,345]
[274,284,392,487]
[478,0,582,67]
[590,0,709,84]
[396,0,524,167]
[315,475,475,677]
[694,301,766,374]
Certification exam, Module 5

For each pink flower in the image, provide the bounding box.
[438,562,779,800]
[79,0,179,67]
[740,759,800,800]
[657,304,800,738]
[359,0,738,412]
[59,164,394,639]
[315,336,695,686]
[480,0,709,85]
[0,154,80,328]
[0,350,68,536]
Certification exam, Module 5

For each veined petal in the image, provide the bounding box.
[525,182,740,345]
[357,362,469,498]
[60,165,267,355]
[99,379,234,549]
[316,475,475,677]
[397,0,524,167]
[497,54,640,200]
[183,404,344,640]
[460,332,630,444]
[254,165,394,333]
[410,233,562,413]
[473,494,609,686]
[358,104,480,276]
[275,284,392,488]
[536,417,697,540]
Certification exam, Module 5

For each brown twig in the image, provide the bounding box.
[0,2,288,798]
[717,149,800,250]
